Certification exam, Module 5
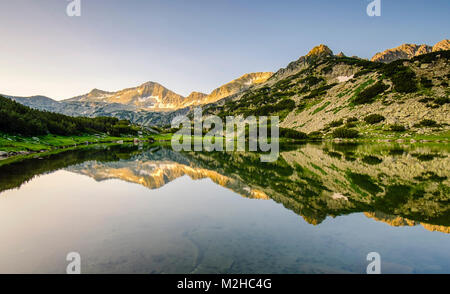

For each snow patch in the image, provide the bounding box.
[138,95,159,102]
[331,193,348,201]
[337,75,354,83]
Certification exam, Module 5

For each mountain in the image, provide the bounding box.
[3,41,449,132]
[272,44,334,79]
[4,95,62,112]
[201,72,273,104]
[201,45,449,137]
[63,73,273,111]
[181,91,208,107]
[371,39,450,63]
[65,82,186,111]
[433,39,450,52]
[4,72,272,119]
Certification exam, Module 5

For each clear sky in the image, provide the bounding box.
[0,0,448,100]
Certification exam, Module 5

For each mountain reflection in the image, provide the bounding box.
[1,142,448,233]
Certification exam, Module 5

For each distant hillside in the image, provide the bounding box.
[5,95,62,112]
[0,95,137,136]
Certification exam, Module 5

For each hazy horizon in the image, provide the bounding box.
[1,0,449,100]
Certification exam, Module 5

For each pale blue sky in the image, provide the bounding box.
[0,0,448,100]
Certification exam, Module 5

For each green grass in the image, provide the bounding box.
[312,101,331,114]
[0,133,154,155]
[348,78,375,104]
[149,133,174,141]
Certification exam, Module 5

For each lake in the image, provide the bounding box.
[0,142,449,274]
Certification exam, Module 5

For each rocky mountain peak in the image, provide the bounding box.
[186,91,207,99]
[182,91,208,106]
[371,43,432,63]
[306,44,334,58]
[371,39,450,63]
[433,39,450,52]
[271,45,334,79]
[203,72,273,104]
[88,88,110,96]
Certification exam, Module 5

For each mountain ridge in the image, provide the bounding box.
[1,72,272,116]
[3,39,449,132]
[371,39,450,63]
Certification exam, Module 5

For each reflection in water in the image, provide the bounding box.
[0,142,449,273]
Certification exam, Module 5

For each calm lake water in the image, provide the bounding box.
[0,142,449,274]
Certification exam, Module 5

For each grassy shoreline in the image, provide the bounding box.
[0,133,154,163]
[1,130,449,165]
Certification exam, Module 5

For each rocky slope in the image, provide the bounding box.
[65,82,186,111]
[201,44,449,138]
[202,72,273,104]
[5,95,62,112]
[181,91,208,107]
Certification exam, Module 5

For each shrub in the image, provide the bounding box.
[332,127,359,138]
[364,114,385,124]
[273,79,294,91]
[304,83,338,99]
[279,128,308,140]
[390,124,406,132]
[300,76,324,87]
[434,97,450,105]
[273,99,296,111]
[362,155,383,165]
[308,131,322,138]
[420,77,433,88]
[353,81,389,104]
[382,62,418,93]
[411,153,437,161]
[254,99,295,116]
[346,117,358,123]
[417,119,438,127]
[354,69,373,78]
[390,70,418,93]
[329,119,344,127]
[418,97,434,103]
[389,148,405,156]
[345,122,357,128]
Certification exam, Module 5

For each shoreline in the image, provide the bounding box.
[0,137,154,165]
[1,135,448,166]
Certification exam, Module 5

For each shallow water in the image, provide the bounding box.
[0,143,448,273]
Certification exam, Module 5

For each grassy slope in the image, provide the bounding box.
[0,133,147,152]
